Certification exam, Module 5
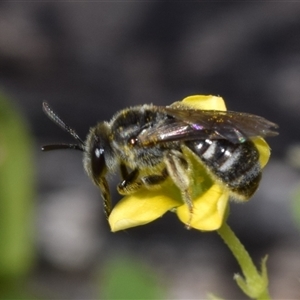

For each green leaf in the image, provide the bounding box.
[0,93,35,278]
[99,256,165,299]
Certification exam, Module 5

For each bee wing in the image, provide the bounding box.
[166,108,279,138]
[137,119,215,146]
[137,107,278,146]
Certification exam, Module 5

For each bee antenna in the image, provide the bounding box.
[42,102,85,151]
[41,144,84,152]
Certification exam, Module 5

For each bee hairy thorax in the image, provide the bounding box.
[110,105,173,168]
[185,139,261,199]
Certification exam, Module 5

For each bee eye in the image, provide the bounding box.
[91,142,106,180]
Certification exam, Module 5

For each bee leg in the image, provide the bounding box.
[98,178,112,219]
[120,163,129,179]
[118,168,168,195]
[164,150,193,229]
[117,168,142,195]
[140,168,168,187]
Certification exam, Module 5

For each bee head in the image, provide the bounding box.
[42,102,115,186]
[83,122,115,185]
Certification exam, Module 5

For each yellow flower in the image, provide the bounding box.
[108,95,271,232]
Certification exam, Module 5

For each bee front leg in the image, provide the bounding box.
[117,166,168,195]
[117,168,142,195]
[141,168,168,187]
[120,163,129,179]
[164,149,193,229]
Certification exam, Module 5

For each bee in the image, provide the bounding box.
[42,99,278,227]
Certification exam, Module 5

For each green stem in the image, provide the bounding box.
[257,289,271,300]
[217,222,270,300]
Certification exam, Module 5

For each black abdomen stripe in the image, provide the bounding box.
[185,139,261,199]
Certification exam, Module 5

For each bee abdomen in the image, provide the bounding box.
[186,139,261,199]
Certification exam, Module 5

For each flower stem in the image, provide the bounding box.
[217,222,270,299]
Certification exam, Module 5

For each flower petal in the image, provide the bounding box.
[108,184,182,232]
[181,95,227,111]
[252,137,270,168]
[176,184,229,231]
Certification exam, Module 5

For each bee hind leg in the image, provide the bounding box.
[164,149,193,229]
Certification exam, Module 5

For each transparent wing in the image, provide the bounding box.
[137,107,278,146]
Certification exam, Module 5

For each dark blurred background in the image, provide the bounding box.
[1,2,300,299]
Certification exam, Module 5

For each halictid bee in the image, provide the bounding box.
[42,97,278,226]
